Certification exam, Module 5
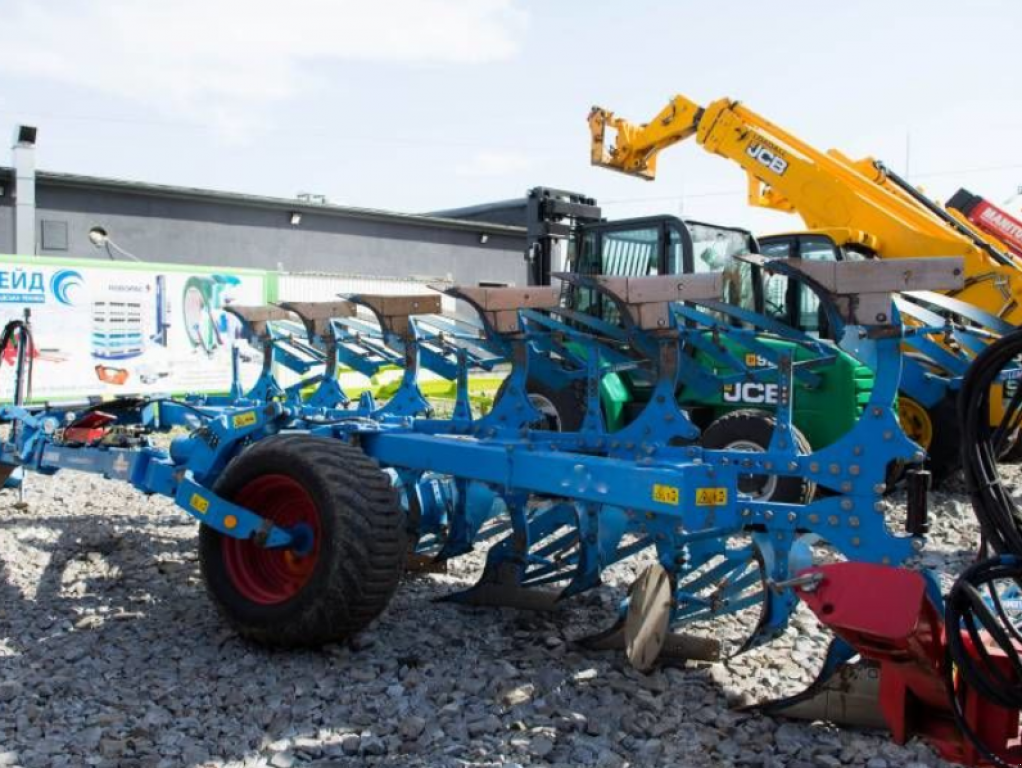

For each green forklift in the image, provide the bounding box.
[516,187,875,503]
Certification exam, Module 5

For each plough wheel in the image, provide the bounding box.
[199,434,406,647]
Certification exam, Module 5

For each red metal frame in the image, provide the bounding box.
[795,562,1021,767]
[63,411,116,445]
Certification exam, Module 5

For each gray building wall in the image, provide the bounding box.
[0,189,12,253]
[0,168,529,287]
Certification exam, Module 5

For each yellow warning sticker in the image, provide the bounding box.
[695,487,728,506]
[190,493,210,514]
[744,353,770,367]
[232,411,258,429]
[652,483,680,506]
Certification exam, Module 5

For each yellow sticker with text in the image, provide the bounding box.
[652,484,680,506]
[190,493,210,514]
[232,411,258,429]
[695,487,728,506]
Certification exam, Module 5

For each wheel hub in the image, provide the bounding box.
[725,439,777,499]
[222,474,321,605]
[528,393,562,432]
[898,398,933,450]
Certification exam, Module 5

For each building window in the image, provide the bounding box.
[41,220,69,251]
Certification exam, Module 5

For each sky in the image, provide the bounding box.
[2,0,1021,235]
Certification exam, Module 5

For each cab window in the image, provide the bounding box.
[601,227,660,276]
[797,236,839,334]
[573,225,661,325]
[759,238,794,322]
[667,227,684,275]
[573,230,600,316]
[801,236,839,262]
[690,225,752,272]
[688,223,758,313]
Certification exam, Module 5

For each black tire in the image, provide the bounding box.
[925,397,962,486]
[198,434,405,647]
[496,375,586,432]
[701,409,814,503]
[898,396,960,486]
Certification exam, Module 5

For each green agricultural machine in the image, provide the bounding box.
[518,188,875,501]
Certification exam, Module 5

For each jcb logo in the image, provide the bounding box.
[723,382,779,405]
[746,142,789,176]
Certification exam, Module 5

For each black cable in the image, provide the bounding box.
[0,318,34,406]
[943,556,1022,768]
[959,327,1022,555]
[951,328,1022,766]
[145,398,216,422]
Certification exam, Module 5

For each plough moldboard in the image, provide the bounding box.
[2,255,1021,765]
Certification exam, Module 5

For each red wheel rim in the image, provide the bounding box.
[222,475,321,605]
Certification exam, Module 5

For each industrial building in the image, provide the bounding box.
[0,126,528,286]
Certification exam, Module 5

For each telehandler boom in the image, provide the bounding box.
[588,96,1022,322]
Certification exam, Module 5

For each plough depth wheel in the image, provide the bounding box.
[199,434,406,647]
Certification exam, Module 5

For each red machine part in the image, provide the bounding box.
[947,188,1022,259]
[795,562,1022,767]
[63,411,116,445]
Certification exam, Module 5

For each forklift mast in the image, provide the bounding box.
[524,187,602,286]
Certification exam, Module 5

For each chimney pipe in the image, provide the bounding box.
[11,125,37,255]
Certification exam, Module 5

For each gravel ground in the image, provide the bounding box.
[0,464,996,768]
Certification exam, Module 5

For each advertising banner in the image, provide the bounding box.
[0,255,270,401]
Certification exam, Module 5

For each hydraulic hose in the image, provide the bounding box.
[0,317,34,409]
[952,327,1022,767]
[959,326,1022,555]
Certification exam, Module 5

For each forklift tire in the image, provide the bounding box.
[701,409,814,504]
[496,376,586,432]
[199,434,406,647]
[898,396,960,486]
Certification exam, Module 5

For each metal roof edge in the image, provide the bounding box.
[0,166,526,236]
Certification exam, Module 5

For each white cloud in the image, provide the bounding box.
[455,150,534,177]
[0,0,527,138]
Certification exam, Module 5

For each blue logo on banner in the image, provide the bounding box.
[0,268,46,303]
[50,269,83,306]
